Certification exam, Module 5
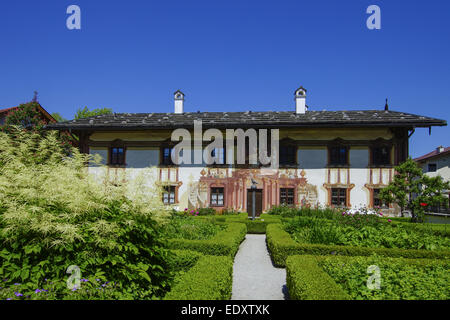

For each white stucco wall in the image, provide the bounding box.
[86,141,399,214]
[420,154,450,182]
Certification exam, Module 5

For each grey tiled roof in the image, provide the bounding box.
[45,110,446,131]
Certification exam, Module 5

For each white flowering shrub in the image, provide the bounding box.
[0,127,172,299]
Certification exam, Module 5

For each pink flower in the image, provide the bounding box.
[388,219,392,223]
[184,208,188,211]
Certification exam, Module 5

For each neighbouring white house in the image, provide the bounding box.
[414,146,450,213]
[46,86,447,217]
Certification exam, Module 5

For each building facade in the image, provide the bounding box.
[415,146,450,213]
[47,87,447,216]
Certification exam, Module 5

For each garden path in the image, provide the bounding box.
[231,234,288,300]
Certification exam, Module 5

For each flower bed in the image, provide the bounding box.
[285,216,450,250]
[266,223,450,267]
[287,255,450,300]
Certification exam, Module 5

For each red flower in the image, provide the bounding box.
[420,203,428,207]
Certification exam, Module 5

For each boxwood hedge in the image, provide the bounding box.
[267,224,450,267]
[166,223,246,256]
[164,255,233,300]
[198,213,282,234]
[286,255,351,300]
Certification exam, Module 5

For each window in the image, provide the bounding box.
[280,188,295,205]
[162,186,176,204]
[211,148,225,165]
[329,146,348,165]
[372,146,391,166]
[428,163,437,172]
[210,187,224,206]
[373,189,388,208]
[280,146,296,166]
[331,188,347,207]
[162,147,174,165]
[110,147,125,165]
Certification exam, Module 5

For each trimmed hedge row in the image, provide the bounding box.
[166,223,246,256]
[286,255,351,300]
[266,224,450,267]
[164,255,233,300]
[198,213,282,234]
[166,249,204,273]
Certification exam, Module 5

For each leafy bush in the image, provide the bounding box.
[284,216,450,250]
[319,255,450,300]
[166,223,247,256]
[197,208,217,216]
[267,205,344,219]
[163,215,225,240]
[266,224,450,267]
[164,256,233,300]
[165,250,204,273]
[286,255,351,300]
[0,127,172,299]
[221,208,241,215]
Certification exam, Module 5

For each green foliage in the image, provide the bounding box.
[165,250,204,273]
[284,216,450,250]
[50,112,67,123]
[267,205,342,219]
[380,158,450,222]
[286,255,351,300]
[0,277,126,300]
[266,224,450,267]
[0,128,172,299]
[166,223,247,257]
[220,208,241,215]
[163,215,225,240]
[74,106,113,120]
[2,102,49,131]
[319,255,450,300]
[164,256,233,300]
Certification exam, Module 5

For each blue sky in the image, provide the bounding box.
[0,0,449,158]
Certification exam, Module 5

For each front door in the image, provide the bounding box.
[247,189,263,218]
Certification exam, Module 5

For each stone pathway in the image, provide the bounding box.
[231,234,288,300]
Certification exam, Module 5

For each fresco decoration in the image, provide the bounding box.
[186,167,319,212]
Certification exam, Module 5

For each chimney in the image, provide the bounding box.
[437,146,445,153]
[294,86,307,114]
[174,90,184,114]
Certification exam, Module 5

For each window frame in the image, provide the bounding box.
[328,145,349,166]
[371,145,391,166]
[109,146,126,166]
[161,146,175,166]
[280,188,295,206]
[162,185,176,205]
[428,163,437,172]
[210,187,225,207]
[331,188,347,207]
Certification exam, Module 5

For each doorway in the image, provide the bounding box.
[247,189,263,218]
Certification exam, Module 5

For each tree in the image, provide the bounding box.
[51,112,67,122]
[74,106,113,120]
[380,158,450,222]
[3,102,49,131]
[1,102,75,153]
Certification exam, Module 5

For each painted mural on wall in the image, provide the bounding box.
[185,167,319,211]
